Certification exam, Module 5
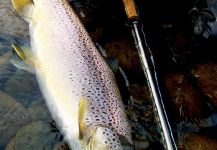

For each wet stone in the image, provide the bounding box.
[125,82,161,148]
[0,91,30,146]
[4,69,43,107]
[191,62,217,108]
[0,51,11,65]
[53,142,70,150]
[105,37,141,72]
[134,140,149,150]
[5,121,64,150]
[27,98,52,121]
[129,84,152,102]
[0,0,29,40]
[5,137,15,150]
[179,133,217,150]
[163,72,207,121]
[0,52,16,90]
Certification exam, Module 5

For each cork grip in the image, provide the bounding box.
[122,0,138,20]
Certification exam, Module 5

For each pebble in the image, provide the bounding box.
[0,91,30,146]
[53,142,70,150]
[0,0,29,39]
[0,53,17,90]
[105,37,141,72]
[163,72,207,121]
[134,140,150,150]
[192,62,217,108]
[4,69,43,107]
[27,98,52,121]
[5,121,64,150]
[179,133,217,150]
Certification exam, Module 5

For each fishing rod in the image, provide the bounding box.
[121,0,177,149]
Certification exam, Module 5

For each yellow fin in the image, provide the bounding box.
[11,44,36,66]
[11,44,36,74]
[78,96,87,139]
[12,0,34,22]
[12,44,26,60]
[90,129,97,150]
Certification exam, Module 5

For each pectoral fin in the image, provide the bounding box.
[12,44,26,60]
[10,44,35,74]
[12,0,34,22]
[78,96,87,139]
[10,56,35,74]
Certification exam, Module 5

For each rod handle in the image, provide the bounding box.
[122,0,138,20]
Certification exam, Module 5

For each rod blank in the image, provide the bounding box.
[121,0,177,149]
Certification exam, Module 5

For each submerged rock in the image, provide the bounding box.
[133,140,149,150]
[5,137,15,150]
[105,37,141,72]
[129,84,151,101]
[53,142,70,150]
[191,62,217,108]
[0,53,16,90]
[4,69,42,107]
[5,121,64,150]
[0,91,30,146]
[163,72,207,121]
[179,133,217,150]
[0,0,29,39]
[126,83,162,149]
[27,98,52,121]
[0,51,11,66]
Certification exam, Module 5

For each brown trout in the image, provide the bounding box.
[11,0,132,149]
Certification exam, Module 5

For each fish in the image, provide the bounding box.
[11,0,132,149]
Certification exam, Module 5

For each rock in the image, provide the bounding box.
[127,84,155,124]
[191,62,217,108]
[5,121,64,150]
[0,53,16,90]
[72,0,98,29]
[4,69,43,107]
[179,133,217,150]
[0,0,29,39]
[163,72,207,121]
[134,140,149,150]
[53,142,70,150]
[5,137,15,150]
[129,84,151,101]
[126,84,161,148]
[105,37,141,72]
[0,91,30,146]
[27,98,52,121]
[0,51,11,66]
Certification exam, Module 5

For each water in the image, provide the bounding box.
[1,0,217,149]
[0,0,60,149]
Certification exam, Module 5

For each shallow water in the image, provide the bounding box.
[1,0,217,150]
[0,1,56,149]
